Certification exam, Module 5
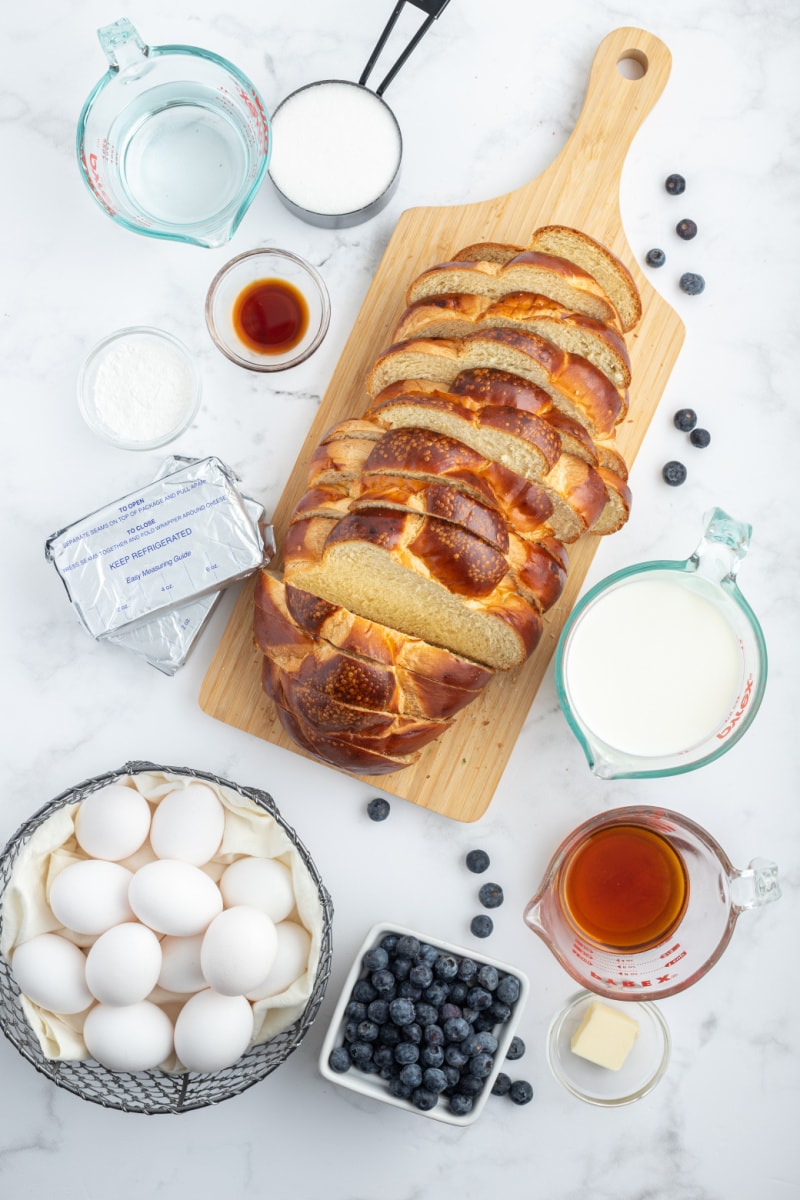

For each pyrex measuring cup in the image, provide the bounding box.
[77,18,271,248]
[523,806,780,1001]
[554,508,767,779]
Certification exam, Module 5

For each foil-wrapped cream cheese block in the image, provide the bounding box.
[45,457,269,642]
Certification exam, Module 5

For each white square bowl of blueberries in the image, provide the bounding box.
[319,922,531,1125]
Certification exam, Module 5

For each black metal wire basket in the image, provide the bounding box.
[0,761,334,1114]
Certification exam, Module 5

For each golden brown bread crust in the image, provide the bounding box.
[528,226,642,332]
[392,291,632,390]
[406,251,621,327]
[366,330,626,437]
[267,690,423,775]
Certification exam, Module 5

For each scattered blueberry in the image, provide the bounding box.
[465,848,490,873]
[676,218,697,240]
[690,427,711,448]
[509,1079,534,1105]
[367,796,391,821]
[679,271,706,295]
[665,173,686,195]
[478,882,504,909]
[506,1035,526,1061]
[645,247,666,268]
[328,1046,352,1073]
[470,914,494,938]
[662,460,687,487]
[673,408,698,432]
[491,1071,512,1096]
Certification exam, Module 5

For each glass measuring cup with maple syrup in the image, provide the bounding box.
[205,248,331,371]
[524,806,780,1001]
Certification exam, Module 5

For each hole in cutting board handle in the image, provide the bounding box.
[616,51,648,79]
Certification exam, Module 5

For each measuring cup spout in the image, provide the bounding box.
[97,18,149,74]
[729,858,781,911]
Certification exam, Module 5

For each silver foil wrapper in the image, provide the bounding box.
[45,456,273,672]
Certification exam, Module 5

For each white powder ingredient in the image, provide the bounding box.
[269,81,402,215]
[92,340,195,443]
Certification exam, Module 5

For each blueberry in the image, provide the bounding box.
[467,986,493,1011]
[373,1045,396,1070]
[401,1022,422,1045]
[343,1020,359,1042]
[673,407,697,432]
[362,946,389,972]
[461,1031,495,1057]
[449,982,468,1004]
[676,218,697,240]
[509,1079,534,1105]
[399,1062,423,1088]
[434,954,459,980]
[662,460,687,486]
[356,1020,380,1042]
[380,933,399,955]
[445,1044,469,1068]
[393,1041,419,1065]
[395,936,421,959]
[443,1064,461,1090]
[477,964,499,991]
[478,882,504,909]
[391,956,412,981]
[352,978,377,1004]
[443,1016,471,1042]
[423,1023,445,1047]
[397,980,422,1000]
[370,968,396,997]
[388,1078,412,1099]
[344,1000,367,1021]
[349,1041,373,1066]
[415,943,439,967]
[423,1067,449,1094]
[506,1036,526,1061]
[488,1001,512,1024]
[468,1052,495,1079]
[328,1046,352,1073]
[420,1045,445,1068]
[458,958,478,981]
[466,848,490,873]
[680,271,706,295]
[415,1002,439,1027]
[690,427,711,448]
[366,796,391,821]
[388,997,416,1026]
[665,173,686,195]
[424,981,449,1007]
[645,247,665,268]
[379,1023,401,1046]
[491,1071,512,1096]
[449,1092,474,1116]
[458,1074,485,1097]
[411,1087,439,1111]
[439,1002,462,1023]
[409,963,433,989]
[496,975,521,1005]
[367,999,390,1024]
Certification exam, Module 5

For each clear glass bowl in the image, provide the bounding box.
[205,248,331,371]
[78,327,201,450]
[0,761,333,1114]
[319,922,530,1126]
[547,991,670,1106]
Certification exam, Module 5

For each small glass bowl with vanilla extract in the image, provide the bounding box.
[205,248,331,371]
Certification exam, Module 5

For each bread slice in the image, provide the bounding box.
[392,292,632,390]
[528,226,641,332]
[405,252,620,327]
[366,330,625,436]
[283,512,543,670]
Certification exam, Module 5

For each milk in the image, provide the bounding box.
[563,576,742,758]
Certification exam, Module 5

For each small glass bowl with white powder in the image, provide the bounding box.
[78,327,201,450]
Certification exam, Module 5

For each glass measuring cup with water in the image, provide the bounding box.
[523,806,780,1001]
[554,508,768,779]
[77,19,271,248]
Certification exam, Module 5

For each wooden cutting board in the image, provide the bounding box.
[199,26,685,822]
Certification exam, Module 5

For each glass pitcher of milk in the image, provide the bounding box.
[554,508,767,779]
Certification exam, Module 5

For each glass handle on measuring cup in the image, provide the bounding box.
[97,18,149,73]
[729,858,781,912]
[688,506,754,585]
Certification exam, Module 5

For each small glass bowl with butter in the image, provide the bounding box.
[547,991,670,1106]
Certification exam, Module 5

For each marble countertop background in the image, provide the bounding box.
[0,1,798,1196]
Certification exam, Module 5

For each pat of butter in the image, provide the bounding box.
[570,1001,639,1071]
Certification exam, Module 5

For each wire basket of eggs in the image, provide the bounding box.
[0,761,333,1114]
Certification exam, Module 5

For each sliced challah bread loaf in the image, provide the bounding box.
[528,225,642,332]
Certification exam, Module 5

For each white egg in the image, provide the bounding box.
[128,860,223,936]
[246,921,312,1001]
[157,933,207,994]
[11,933,94,1014]
[84,922,163,1006]
[74,783,151,861]
[49,860,135,934]
[200,906,277,996]
[83,1001,174,1072]
[173,989,254,1073]
[149,784,225,865]
[219,856,295,923]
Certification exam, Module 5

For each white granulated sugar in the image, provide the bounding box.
[92,339,195,443]
[269,82,401,215]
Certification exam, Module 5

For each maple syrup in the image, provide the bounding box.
[560,824,689,951]
[232,277,309,355]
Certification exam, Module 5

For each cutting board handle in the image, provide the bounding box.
[525,27,672,233]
